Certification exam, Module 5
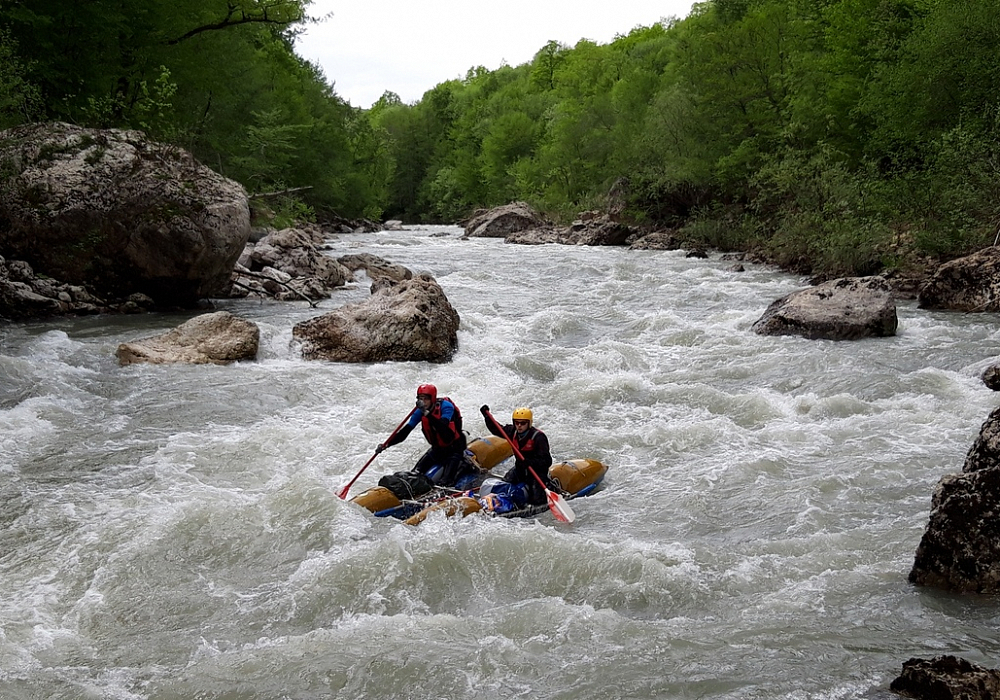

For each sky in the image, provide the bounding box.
[294,1,698,109]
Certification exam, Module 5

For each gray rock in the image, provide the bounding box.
[629,230,682,250]
[336,253,412,284]
[0,122,250,307]
[751,277,898,340]
[918,246,1000,311]
[292,273,459,363]
[909,405,1000,591]
[890,655,1000,699]
[982,364,1000,391]
[228,225,352,301]
[115,311,259,365]
[463,202,550,238]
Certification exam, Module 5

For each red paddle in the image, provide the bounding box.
[482,408,575,524]
[336,406,417,500]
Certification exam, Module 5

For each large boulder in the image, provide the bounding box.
[751,277,898,340]
[116,311,259,365]
[629,230,682,251]
[463,202,550,238]
[890,656,1000,699]
[505,212,638,246]
[291,273,460,362]
[909,405,1000,592]
[0,122,250,307]
[918,247,1000,311]
[562,211,637,246]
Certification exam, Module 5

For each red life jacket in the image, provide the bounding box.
[513,427,540,465]
[420,397,463,448]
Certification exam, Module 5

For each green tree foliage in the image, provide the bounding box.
[1,0,391,220]
[372,0,999,272]
[0,27,42,128]
[18,0,991,269]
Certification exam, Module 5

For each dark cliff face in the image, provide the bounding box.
[0,122,250,308]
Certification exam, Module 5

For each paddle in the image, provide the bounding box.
[336,406,417,500]
[481,408,575,524]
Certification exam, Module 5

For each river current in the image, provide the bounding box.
[2,225,1000,699]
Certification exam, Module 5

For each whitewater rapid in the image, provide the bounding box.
[2,225,999,699]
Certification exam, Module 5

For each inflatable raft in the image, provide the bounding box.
[349,434,513,518]
[403,457,608,526]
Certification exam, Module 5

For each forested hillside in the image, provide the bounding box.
[2,0,999,277]
[372,0,1000,277]
[0,0,390,223]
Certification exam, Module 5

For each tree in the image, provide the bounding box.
[0,0,391,219]
[0,27,42,128]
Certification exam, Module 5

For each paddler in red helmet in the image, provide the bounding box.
[375,384,470,486]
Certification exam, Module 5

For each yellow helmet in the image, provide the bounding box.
[512,407,533,426]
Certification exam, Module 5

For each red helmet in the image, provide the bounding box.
[416,383,437,403]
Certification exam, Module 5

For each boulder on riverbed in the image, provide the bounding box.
[116,311,259,365]
[890,655,1000,699]
[292,273,459,362]
[336,253,413,285]
[751,277,898,340]
[505,210,640,246]
[0,122,250,308]
[292,273,460,362]
[918,247,1000,312]
[0,255,113,319]
[228,225,352,301]
[462,202,551,238]
[909,404,1000,592]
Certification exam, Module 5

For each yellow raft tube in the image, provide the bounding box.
[403,457,608,525]
[349,434,513,514]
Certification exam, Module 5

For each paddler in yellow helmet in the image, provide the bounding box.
[477,405,555,513]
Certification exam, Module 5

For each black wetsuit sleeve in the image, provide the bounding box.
[384,421,415,447]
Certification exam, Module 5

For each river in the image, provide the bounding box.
[2,225,999,699]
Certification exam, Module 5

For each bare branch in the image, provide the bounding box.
[250,186,314,199]
[233,268,323,307]
[167,1,304,45]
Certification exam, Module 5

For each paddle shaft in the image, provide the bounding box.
[338,406,417,499]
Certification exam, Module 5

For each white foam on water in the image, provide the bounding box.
[3,226,1000,698]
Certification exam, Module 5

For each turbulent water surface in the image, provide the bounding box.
[2,225,1000,700]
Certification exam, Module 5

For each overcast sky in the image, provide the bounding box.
[294,1,697,109]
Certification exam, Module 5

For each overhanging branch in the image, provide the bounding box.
[167,1,304,45]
